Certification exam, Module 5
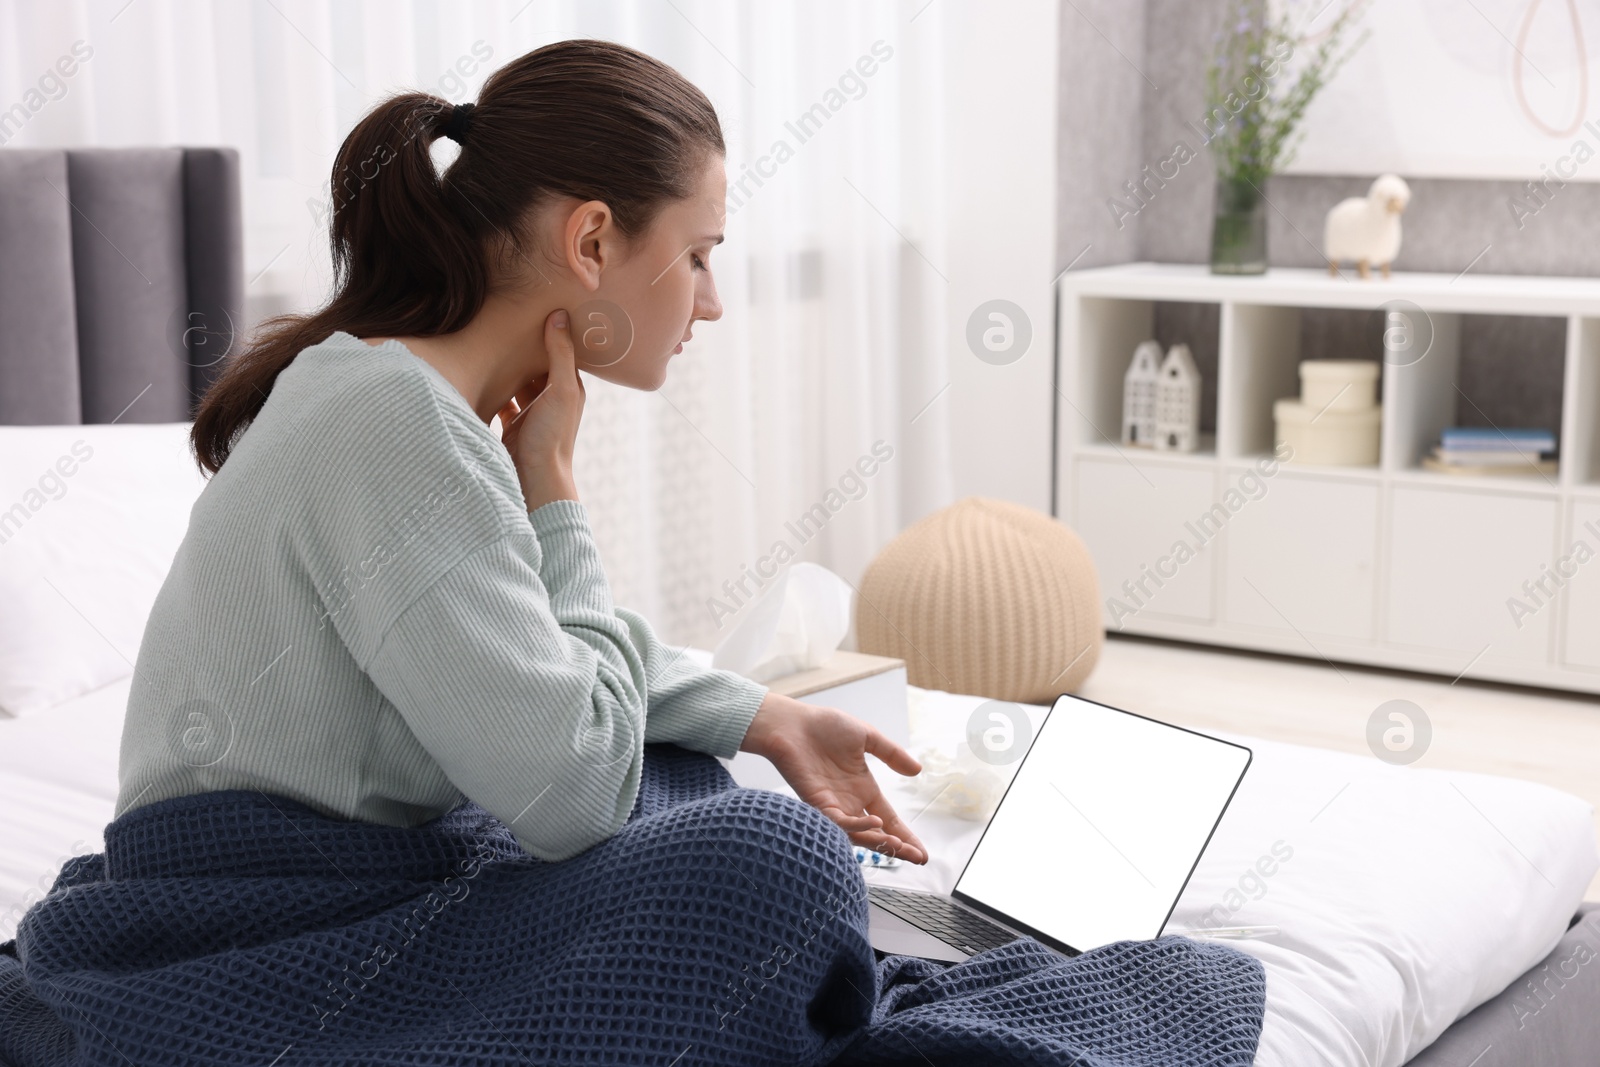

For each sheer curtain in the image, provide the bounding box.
[0,0,956,650]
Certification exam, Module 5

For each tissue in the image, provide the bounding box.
[901,687,1031,822]
[711,562,853,683]
[899,745,1012,822]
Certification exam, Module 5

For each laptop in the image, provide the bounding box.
[867,692,1251,962]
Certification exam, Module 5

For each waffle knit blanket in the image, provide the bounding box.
[0,745,1265,1066]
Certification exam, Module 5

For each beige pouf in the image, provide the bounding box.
[854,497,1103,703]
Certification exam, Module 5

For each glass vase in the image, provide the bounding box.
[1210,175,1268,275]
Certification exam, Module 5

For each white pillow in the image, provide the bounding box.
[0,423,206,716]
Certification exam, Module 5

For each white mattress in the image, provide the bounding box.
[2,681,1595,1067]
[860,688,1599,1067]
[0,676,127,940]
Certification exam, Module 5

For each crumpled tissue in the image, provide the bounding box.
[711,562,853,684]
[900,687,1035,822]
[899,745,1014,822]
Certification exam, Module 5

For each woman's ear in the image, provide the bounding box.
[563,199,613,292]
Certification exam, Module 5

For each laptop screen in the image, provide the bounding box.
[952,694,1251,954]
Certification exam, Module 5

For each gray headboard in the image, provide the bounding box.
[0,147,243,425]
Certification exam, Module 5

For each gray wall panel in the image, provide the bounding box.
[1055,0,1147,273]
[182,148,245,414]
[66,148,190,424]
[0,150,80,424]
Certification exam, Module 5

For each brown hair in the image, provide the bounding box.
[191,38,724,473]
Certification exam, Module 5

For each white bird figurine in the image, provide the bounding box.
[1324,174,1411,279]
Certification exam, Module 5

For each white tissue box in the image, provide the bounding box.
[717,651,909,794]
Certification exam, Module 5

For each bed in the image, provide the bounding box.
[2,148,1598,1066]
[4,641,1597,1066]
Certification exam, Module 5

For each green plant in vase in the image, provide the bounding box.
[1206,0,1368,274]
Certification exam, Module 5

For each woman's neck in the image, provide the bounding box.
[366,291,555,424]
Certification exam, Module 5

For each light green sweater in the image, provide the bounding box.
[116,331,768,861]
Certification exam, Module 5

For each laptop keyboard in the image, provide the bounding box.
[866,885,1020,955]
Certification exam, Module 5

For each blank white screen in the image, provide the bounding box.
[954,696,1250,952]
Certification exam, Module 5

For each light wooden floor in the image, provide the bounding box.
[1076,633,1600,901]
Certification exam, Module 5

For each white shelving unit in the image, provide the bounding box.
[1054,262,1600,695]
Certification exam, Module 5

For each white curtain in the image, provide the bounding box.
[0,0,956,651]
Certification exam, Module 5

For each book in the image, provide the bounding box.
[1440,427,1552,440]
[1431,447,1554,467]
[1423,453,1557,477]
[1438,427,1555,453]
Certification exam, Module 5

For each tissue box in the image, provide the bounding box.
[721,651,909,794]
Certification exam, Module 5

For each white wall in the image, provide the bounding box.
[943,0,1061,514]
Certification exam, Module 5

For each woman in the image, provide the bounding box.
[0,40,1266,1067]
[121,37,929,874]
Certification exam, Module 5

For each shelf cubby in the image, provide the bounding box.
[1068,297,1219,458]
[1387,312,1565,484]
[1217,303,1385,469]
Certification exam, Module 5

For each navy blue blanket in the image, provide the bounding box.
[0,745,1265,1065]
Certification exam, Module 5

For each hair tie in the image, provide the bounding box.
[441,102,475,144]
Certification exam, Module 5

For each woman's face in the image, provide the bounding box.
[569,155,727,391]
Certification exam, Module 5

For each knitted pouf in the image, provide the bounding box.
[855,497,1102,702]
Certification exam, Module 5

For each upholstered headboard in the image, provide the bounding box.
[0,147,243,425]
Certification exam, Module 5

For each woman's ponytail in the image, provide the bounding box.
[191,40,723,474]
[327,94,488,328]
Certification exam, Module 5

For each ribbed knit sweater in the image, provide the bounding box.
[115,331,768,861]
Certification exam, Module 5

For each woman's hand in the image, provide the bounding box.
[741,691,929,864]
[498,308,583,509]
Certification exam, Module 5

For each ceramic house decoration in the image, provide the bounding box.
[1121,340,1163,446]
[1154,343,1201,452]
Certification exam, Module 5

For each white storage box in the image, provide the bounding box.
[1298,359,1378,413]
[1274,398,1381,466]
